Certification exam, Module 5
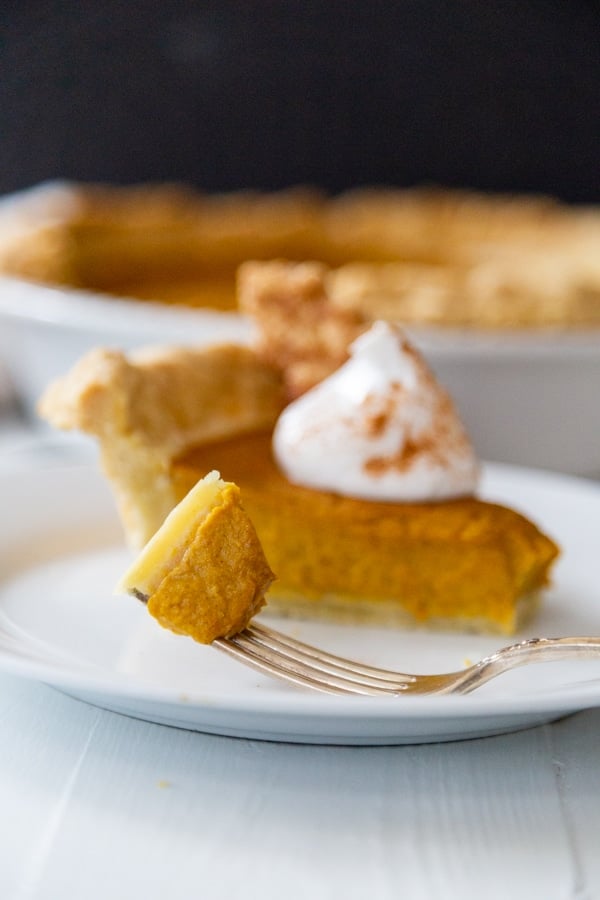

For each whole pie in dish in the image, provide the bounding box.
[1,180,599,327]
[39,327,559,637]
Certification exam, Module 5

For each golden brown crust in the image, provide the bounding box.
[38,343,285,547]
[238,260,368,398]
[0,181,325,305]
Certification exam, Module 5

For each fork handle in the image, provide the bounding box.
[453,636,600,694]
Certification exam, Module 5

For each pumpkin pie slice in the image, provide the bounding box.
[39,339,559,636]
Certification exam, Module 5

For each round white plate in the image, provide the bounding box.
[0,462,599,744]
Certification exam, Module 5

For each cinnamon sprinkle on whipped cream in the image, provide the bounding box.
[272,321,479,502]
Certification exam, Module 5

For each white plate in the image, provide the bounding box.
[0,462,599,744]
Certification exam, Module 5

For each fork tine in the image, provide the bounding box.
[235,629,408,692]
[246,624,416,686]
[214,629,408,695]
[214,635,357,694]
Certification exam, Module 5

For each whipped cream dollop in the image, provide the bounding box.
[272,321,479,501]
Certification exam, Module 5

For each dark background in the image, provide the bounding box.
[1,0,598,201]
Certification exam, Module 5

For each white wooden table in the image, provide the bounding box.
[1,417,599,900]
[1,671,599,900]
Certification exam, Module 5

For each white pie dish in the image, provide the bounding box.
[1,273,598,475]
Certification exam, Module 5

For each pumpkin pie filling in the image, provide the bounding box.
[173,430,556,634]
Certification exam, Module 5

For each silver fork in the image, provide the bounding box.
[214,623,600,696]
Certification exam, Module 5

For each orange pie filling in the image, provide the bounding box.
[172,431,557,635]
